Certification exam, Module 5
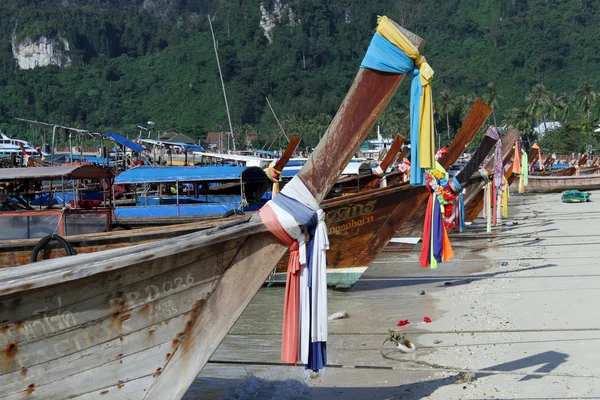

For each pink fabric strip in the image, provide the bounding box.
[258,204,301,364]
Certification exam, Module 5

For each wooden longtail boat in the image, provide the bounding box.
[0,137,300,267]
[382,101,496,252]
[0,18,424,399]
[0,216,245,268]
[535,152,598,177]
[464,130,530,222]
[520,173,600,193]
[459,128,522,221]
[328,134,404,196]
[272,99,491,287]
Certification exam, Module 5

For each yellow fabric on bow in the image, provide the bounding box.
[376,15,435,170]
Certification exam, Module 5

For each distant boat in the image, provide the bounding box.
[358,126,396,158]
[520,172,600,193]
[0,132,45,156]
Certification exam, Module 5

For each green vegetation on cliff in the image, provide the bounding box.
[1,0,599,151]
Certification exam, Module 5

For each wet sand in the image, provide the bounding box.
[186,190,600,399]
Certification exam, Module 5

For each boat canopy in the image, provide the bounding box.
[104,131,146,153]
[253,149,279,158]
[179,143,204,152]
[0,165,114,181]
[341,162,373,176]
[115,166,268,184]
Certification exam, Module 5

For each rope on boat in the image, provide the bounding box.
[30,234,76,263]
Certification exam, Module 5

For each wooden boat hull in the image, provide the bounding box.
[272,181,421,288]
[0,18,426,398]
[0,220,289,399]
[0,217,247,268]
[275,99,492,287]
[520,173,600,193]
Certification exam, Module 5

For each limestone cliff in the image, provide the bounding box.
[12,35,71,70]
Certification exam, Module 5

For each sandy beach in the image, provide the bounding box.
[187,190,600,399]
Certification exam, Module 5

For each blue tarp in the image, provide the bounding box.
[104,132,146,153]
[532,163,568,170]
[254,149,279,157]
[115,165,266,184]
[66,155,112,164]
[181,144,204,152]
[136,195,244,206]
[285,160,305,167]
[115,202,264,218]
[282,167,301,178]
[29,190,103,206]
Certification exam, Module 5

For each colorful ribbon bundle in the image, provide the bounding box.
[419,163,455,268]
[447,177,465,232]
[501,176,510,218]
[397,159,411,182]
[485,126,503,226]
[372,165,388,187]
[264,162,282,196]
[258,176,329,372]
[532,143,543,171]
[520,150,529,191]
[477,167,497,233]
[511,140,528,194]
[435,147,448,161]
[360,15,434,187]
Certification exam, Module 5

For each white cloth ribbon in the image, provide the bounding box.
[280,177,329,345]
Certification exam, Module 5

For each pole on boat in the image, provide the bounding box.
[51,125,57,164]
[207,15,236,152]
[68,131,73,166]
[379,134,404,171]
[272,134,301,172]
[265,96,290,142]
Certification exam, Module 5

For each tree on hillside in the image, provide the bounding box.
[526,83,549,132]
[454,93,477,123]
[574,81,599,120]
[545,92,566,122]
[437,88,454,140]
[562,93,574,123]
[505,107,533,140]
[483,82,501,126]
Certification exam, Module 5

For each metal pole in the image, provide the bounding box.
[69,132,73,165]
[51,125,57,164]
[265,96,290,142]
[207,15,236,151]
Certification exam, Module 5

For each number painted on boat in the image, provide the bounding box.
[108,273,194,318]
[149,299,178,322]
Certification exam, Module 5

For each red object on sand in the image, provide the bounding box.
[397,320,410,327]
[423,317,432,323]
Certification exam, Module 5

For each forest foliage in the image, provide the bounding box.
[1,0,600,152]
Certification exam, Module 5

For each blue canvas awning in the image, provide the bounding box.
[115,166,267,184]
[254,149,279,158]
[180,144,204,152]
[104,132,146,153]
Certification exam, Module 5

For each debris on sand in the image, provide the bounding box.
[455,372,476,385]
